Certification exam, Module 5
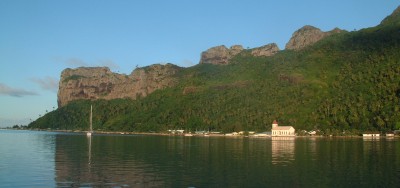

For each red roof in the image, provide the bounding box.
[272,126,294,130]
[273,120,278,124]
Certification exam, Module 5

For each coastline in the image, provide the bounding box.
[17,128,399,138]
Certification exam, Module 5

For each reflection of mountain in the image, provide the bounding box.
[363,137,381,158]
[54,134,163,187]
[51,134,400,187]
[306,137,317,161]
[271,137,295,165]
[54,134,276,187]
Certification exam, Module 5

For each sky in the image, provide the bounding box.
[0,0,398,127]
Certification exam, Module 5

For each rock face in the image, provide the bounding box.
[199,45,244,65]
[251,43,280,57]
[57,64,181,107]
[285,25,343,50]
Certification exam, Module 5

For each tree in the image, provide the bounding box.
[396,122,400,130]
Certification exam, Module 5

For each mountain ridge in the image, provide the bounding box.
[381,6,400,25]
[31,6,400,134]
[56,23,347,106]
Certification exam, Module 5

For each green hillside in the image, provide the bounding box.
[29,13,400,135]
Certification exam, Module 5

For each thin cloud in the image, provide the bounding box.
[0,83,38,97]
[65,58,88,67]
[98,59,120,70]
[61,57,120,71]
[182,59,194,67]
[30,77,59,93]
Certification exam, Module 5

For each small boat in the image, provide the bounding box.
[184,133,193,137]
[87,105,93,137]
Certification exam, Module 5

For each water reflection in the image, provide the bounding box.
[271,137,295,165]
[362,137,381,141]
[54,135,274,187]
[3,130,400,187]
[0,130,56,187]
[86,135,90,164]
[52,133,400,187]
[305,137,317,161]
[55,134,164,187]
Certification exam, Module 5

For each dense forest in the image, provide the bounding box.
[29,11,400,135]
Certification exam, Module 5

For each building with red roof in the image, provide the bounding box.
[271,120,295,136]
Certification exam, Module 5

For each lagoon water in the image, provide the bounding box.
[0,130,399,187]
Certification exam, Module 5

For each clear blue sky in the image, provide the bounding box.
[0,0,398,127]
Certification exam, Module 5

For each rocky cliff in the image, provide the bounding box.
[57,64,181,107]
[199,45,244,65]
[251,43,280,57]
[199,43,281,65]
[285,25,343,50]
[58,22,349,106]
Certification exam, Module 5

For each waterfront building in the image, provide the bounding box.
[271,120,295,137]
[386,133,394,137]
[362,132,380,137]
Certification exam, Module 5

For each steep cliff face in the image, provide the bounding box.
[57,64,181,107]
[251,43,280,57]
[285,25,344,50]
[199,45,244,65]
[57,24,349,107]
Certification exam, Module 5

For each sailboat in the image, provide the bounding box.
[87,105,93,136]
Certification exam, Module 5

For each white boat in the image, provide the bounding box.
[184,133,193,137]
[87,105,93,136]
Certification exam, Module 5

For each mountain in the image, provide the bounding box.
[199,44,280,65]
[199,45,244,65]
[57,64,181,107]
[30,6,400,134]
[285,25,344,50]
[380,6,400,25]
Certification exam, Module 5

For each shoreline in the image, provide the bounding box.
[16,128,399,138]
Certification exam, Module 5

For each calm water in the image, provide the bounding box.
[0,130,399,187]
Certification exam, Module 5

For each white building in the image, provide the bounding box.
[362,133,380,137]
[386,133,394,137]
[271,120,295,137]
